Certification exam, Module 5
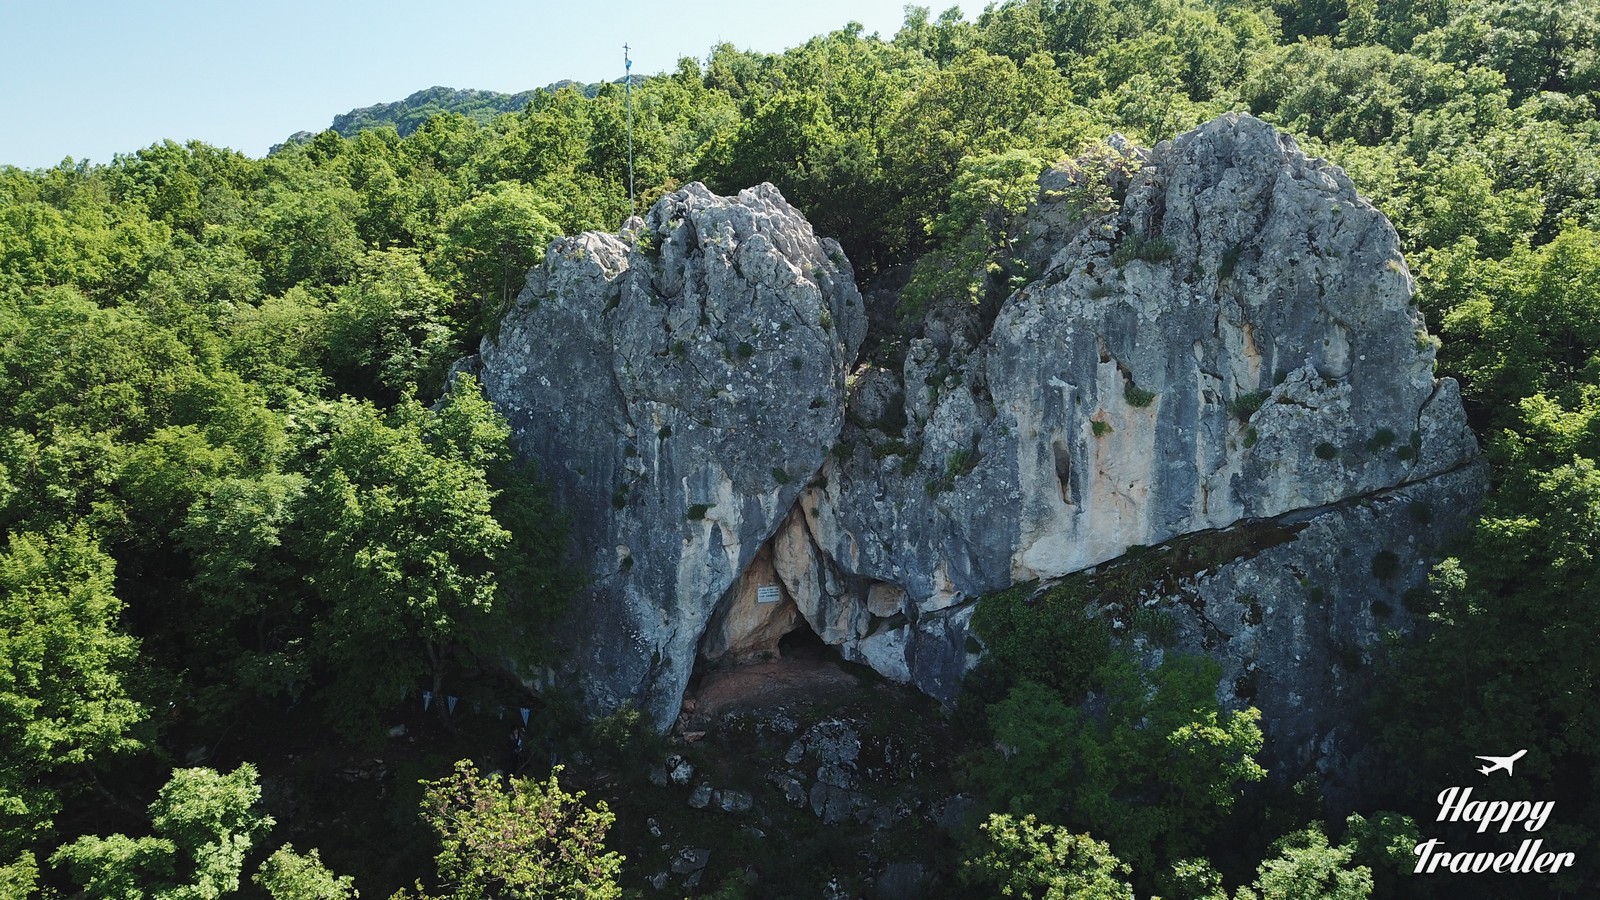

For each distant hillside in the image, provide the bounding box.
[331,85,544,136]
[276,78,645,151]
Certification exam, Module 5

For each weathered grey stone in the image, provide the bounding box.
[666,754,694,786]
[1162,459,1487,787]
[809,781,873,825]
[816,762,854,790]
[482,116,1481,773]
[747,115,1481,743]
[687,783,712,809]
[479,182,864,728]
[933,793,977,833]
[785,718,861,772]
[805,115,1474,656]
[670,847,710,875]
[714,788,753,813]
[774,772,807,807]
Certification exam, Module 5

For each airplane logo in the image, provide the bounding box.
[1476,749,1528,777]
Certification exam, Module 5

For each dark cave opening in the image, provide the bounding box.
[777,618,831,660]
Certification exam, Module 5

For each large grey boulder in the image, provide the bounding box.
[778,113,1478,703]
[478,182,864,727]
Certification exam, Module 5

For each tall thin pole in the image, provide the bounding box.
[624,43,635,216]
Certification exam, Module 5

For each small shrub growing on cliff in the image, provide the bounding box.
[1365,427,1396,452]
[1131,607,1179,647]
[686,503,712,520]
[948,447,978,478]
[1112,233,1175,267]
[927,447,979,493]
[1092,420,1114,437]
[1124,382,1157,408]
[635,230,661,259]
[1229,390,1270,421]
[1315,442,1339,460]
[900,451,922,477]
[969,581,1114,697]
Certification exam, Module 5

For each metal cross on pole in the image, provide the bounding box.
[624,43,635,216]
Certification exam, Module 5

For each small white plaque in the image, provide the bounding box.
[756,585,781,604]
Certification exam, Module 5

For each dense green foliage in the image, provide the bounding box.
[409,761,621,900]
[2,0,1599,894]
[962,813,1134,900]
[53,764,273,900]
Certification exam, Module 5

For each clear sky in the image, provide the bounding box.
[0,0,986,170]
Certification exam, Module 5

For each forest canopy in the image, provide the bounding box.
[3,0,1599,896]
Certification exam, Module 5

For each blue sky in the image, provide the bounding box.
[0,0,986,169]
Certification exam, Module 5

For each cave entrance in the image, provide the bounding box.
[677,504,865,733]
[679,620,857,734]
[777,617,831,661]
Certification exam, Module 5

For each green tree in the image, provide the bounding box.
[324,249,457,403]
[417,761,622,900]
[175,471,312,715]
[254,844,358,900]
[438,182,561,332]
[0,526,142,856]
[52,764,274,900]
[982,654,1265,870]
[253,179,363,293]
[295,377,565,734]
[962,812,1134,900]
[1251,826,1373,900]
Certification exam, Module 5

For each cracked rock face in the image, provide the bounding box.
[478,182,864,727]
[790,113,1479,707]
[480,115,1481,766]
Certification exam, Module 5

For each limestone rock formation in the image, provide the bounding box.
[477,182,864,727]
[753,114,1477,715]
[478,113,1482,767]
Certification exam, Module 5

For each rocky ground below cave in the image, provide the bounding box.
[607,652,977,899]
